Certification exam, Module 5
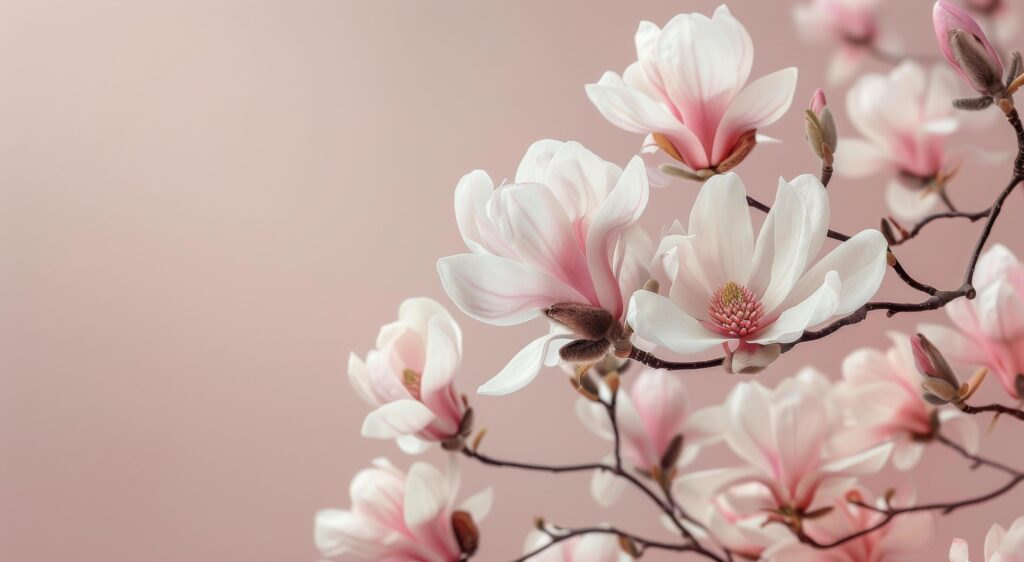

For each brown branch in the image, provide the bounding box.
[513,526,718,562]
[960,402,1024,422]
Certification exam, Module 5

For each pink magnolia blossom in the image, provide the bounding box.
[585,5,797,177]
[837,333,979,470]
[934,0,1004,95]
[348,298,467,454]
[793,0,889,85]
[575,367,723,505]
[964,0,1018,44]
[924,244,1024,400]
[629,173,887,366]
[315,458,493,561]
[522,529,631,562]
[437,140,652,396]
[950,516,1024,562]
[676,481,792,559]
[838,61,968,221]
[674,371,893,528]
[767,488,934,561]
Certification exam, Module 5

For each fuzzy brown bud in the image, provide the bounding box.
[546,302,614,341]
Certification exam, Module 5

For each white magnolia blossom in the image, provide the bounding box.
[438,140,652,396]
[630,172,887,367]
[950,516,1024,562]
[793,0,892,85]
[522,529,632,562]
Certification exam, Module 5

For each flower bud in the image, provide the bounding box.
[724,343,781,375]
[546,302,614,341]
[559,338,612,362]
[451,511,480,557]
[933,0,1005,96]
[805,89,838,161]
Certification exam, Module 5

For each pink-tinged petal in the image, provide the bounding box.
[712,67,798,164]
[630,369,689,455]
[749,270,841,345]
[585,72,681,132]
[891,440,926,471]
[627,291,729,354]
[348,352,379,407]
[724,382,778,475]
[974,244,1020,286]
[454,170,498,255]
[403,462,450,529]
[919,322,989,366]
[519,140,621,223]
[398,297,455,341]
[419,314,463,431]
[787,230,888,316]
[476,332,574,396]
[827,45,867,85]
[688,172,755,288]
[573,533,627,562]
[949,538,970,562]
[459,487,494,523]
[933,0,1003,81]
[975,278,1024,339]
[315,509,388,558]
[673,466,770,506]
[887,179,942,222]
[834,137,890,178]
[586,155,650,318]
[362,400,437,439]
[819,441,893,476]
[437,253,587,326]
[591,455,628,507]
[939,409,980,455]
[683,405,727,447]
[775,394,829,493]
[876,510,935,556]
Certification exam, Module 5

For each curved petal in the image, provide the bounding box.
[404,462,453,531]
[591,456,628,507]
[785,230,888,317]
[348,352,379,407]
[974,244,1019,287]
[712,67,798,164]
[459,487,494,523]
[628,291,728,354]
[891,440,925,471]
[819,441,893,476]
[938,409,980,455]
[887,179,941,222]
[749,176,816,313]
[361,400,436,439]
[437,254,587,326]
[750,271,841,345]
[397,434,431,455]
[688,172,754,288]
[949,538,970,562]
[454,170,497,254]
[476,332,574,396]
[419,314,462,423]
[834,137,889,178]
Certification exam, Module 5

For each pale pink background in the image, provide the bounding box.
[2,1,1022,560]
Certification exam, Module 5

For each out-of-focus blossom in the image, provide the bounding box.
[949,516,1024,561]
[522,529,631,562]
[349,298,468,454]
[838,61,972,221]
[675,371,893,541]
[575,367,724,504]
[793,0,890,85]
[629,173,887,372]
[678,481,793,559]
[923,244,1024,400]
[586,5,797,178]
[963,0,1018,44]
[315,458,493,561]
[837,333,979,470]
[767,488,934,561]
[437,140,653,396]
[934,0,1005,96]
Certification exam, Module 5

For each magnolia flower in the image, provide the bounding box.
[575,367,723,505]
[674,371,893,522]
[838,61,970,221]
[950,516,1024,562]
[934,0,1005,97]
[585,6,797,177]
[522,529,631,562]
[923,244,1024,400]
[348,298,468,454]
[677,481,793,559]
[767,488,934,561]
[629,173,887,371]
[793,0,889,85]
[437,140,652,396]
[315,458,493,561]
[837,333,979,470]
[964,0,1018,44]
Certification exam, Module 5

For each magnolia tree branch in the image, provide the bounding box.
[512,526,717,562]
[960,402,1024,422]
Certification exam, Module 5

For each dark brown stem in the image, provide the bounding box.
[960,402,1024,422]
[513,526,720,562]
[821,163,834,188]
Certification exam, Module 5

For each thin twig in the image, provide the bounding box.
[960,402,1024,422]
[513,526,718,562]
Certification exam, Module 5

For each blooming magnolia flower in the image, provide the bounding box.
[585,6,797,177]
[437,140,652,396]
[793,0,889,85]
[629,172,887,368]
[838,61,970,221]
[767,488,934,561]
[674,370,893,526]
[837,332,979,470]
[934,0,1005,97]
[315,458,493,561]
[348,298,468,454]
[677,481,793,559]
[923,244,1024,400]
[950,516,1024,562]
[522,529,631,562]
[575,367,723,505]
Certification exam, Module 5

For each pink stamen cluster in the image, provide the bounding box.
[708,281,765,337]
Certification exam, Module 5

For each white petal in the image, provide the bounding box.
[750,271,841,345]
[403,461,451,530]
[834,137,889,178]
[974,244,1019,287]
[585,71,683,134]
[477,332,574,396]
[454,170,496,254]
[891,440,925,471]
[749,176,817,313]
[314,509,385,558]
[949,538,970,562]
[437,254,586,326]
[975,278,1024,340]
[712,67,797,163]
[938,409,980,456]
[887,179,940,222]
[459,487,494,523]
[786,229,888,317]
[348,352,379,407]
[628,291,728,354]
[819,441,893,476]
[396,434,431,455]
[688,172,754,288]
[591,457,628,507]
[514,139,566,183]
[419,313,462,413]
[361,400,436,439]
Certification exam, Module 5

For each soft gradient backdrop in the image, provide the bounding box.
[2,1,1022,560]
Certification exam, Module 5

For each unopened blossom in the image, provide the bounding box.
[437,140,652,396]
[586,5,797,178]
[933,0,1005,97]
[838,61,972,221]
[349,298,468,454]
[767,488,934,561]
[575,368,723,505]
[950,516,1024,562]
[629,173,887,370]
[837,333,979,470]
[806,88,839,162]
[522,529,631,562]
[315,458,493,561]
[674,371,893,525]
[793,0,889,85]
[923,244,1024,400]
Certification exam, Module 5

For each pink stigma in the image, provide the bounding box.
[708,281,765,337]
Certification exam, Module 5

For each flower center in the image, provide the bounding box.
[708,281,764,337]
[402,368,422,400]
